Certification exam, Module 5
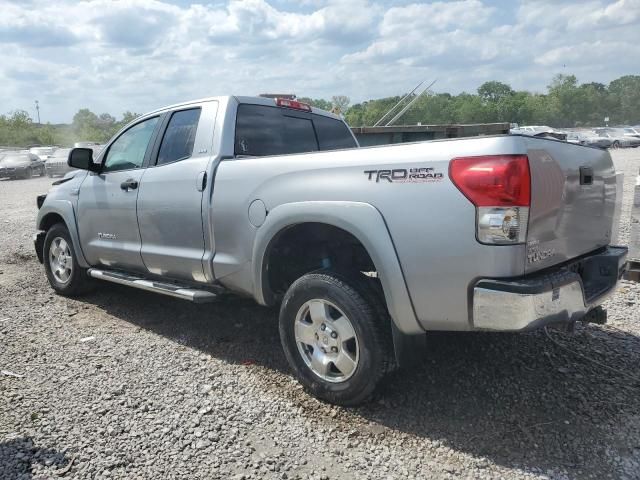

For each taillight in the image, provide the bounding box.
[275,98,312,112]
[450,155,531,245]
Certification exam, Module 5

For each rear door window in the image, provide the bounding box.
[235,104,318,156]
[156,108,201,165]
[312,115,356,150]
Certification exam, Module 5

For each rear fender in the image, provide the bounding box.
[251,201,423,335]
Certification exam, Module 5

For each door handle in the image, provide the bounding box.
[120,179,138,191]
[196,171,207,192]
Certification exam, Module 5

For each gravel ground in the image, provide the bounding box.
[1,150,639,480]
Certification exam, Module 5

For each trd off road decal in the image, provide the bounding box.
[364,167,444,183]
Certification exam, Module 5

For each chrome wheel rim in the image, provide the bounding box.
[49,237,73,284]
[294,299,359,383]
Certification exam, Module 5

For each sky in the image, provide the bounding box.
[0,0,639,123]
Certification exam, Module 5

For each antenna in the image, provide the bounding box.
[385,79,437,126]
[373,80,425,127]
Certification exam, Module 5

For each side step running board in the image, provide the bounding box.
[87,268,218,303]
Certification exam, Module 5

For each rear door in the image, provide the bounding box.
[78,116,161,271]
[525,137,617,273]
[137,101,218,282]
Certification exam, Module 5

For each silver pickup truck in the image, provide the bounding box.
[34,96,628,405]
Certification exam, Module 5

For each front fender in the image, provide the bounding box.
[37,200,89,268]
[251,201,423,335]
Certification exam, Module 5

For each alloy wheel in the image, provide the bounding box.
[294,299,359,383]
[49,237,73,284]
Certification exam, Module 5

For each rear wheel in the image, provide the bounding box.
[43,223,93,296]
[279,270,393,406]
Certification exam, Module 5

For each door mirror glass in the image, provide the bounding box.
[68,148,96,171]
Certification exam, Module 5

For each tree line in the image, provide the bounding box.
[0,109,139,148]
[1,73,638,148]
[311,74,640,128]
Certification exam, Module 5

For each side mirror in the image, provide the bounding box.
[68,148,99,172]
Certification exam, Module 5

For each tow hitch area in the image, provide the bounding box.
[581,306,607,325]
[624,261,640,283]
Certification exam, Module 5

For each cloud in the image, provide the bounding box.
[0,1,78,47]
[0,24,78,47]
[96,6,175,50]
[518,0,640,31]
[0,0,638,123]
[380,0,493,36]
[342,1,506,66]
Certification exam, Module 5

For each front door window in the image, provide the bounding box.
[103,117,159,172]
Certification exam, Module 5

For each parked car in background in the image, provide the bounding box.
[594,128,640,149]
[0,152,45,179]
[510,125,567,140]
[622,127,640,138]
[44,148,73,177]
[45,145,104,177]
[74,141,101,148]
[30,146,57,161]
[566,131,612,149]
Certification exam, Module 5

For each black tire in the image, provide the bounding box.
[279,270,394,406]
[43,223,93,296]
[612,141,620,149]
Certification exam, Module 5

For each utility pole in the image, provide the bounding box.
[35,100,41,124]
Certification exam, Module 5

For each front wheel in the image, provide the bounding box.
[612,141,620,149]
[43,223,93,296]
[279,270,393,406]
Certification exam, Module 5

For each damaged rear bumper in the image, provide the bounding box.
[472,246,628,331]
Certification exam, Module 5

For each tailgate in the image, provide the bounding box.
[524,137,616,273]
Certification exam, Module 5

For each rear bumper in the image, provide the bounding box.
[625,174,640,282]
[472,246,628,331]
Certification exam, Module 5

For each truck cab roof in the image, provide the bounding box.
[144,95,341,121]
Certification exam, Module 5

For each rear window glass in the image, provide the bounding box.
[313,114,357,150]
[235,104,318,156]
[234,104,356,157]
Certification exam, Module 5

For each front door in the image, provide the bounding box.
[77,116,160,271]
[137,103,216,282]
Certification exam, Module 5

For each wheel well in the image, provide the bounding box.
[39,213,65,232]
[263,223,378,301]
